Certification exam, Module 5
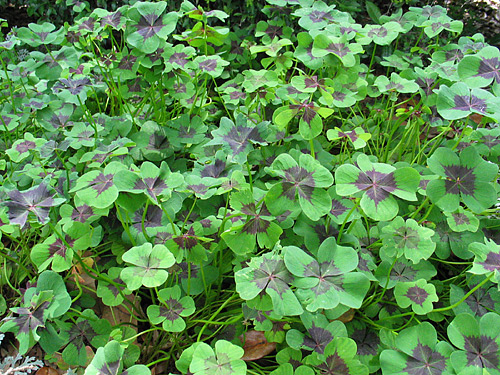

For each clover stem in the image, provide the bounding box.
[247,161,254,192]
[364,257,397,309]
[432,272,494,313]
[309,138,315,158]
[197,294,238,341]
[337,198,361,244]
[409,197,430,220]
[0,53,16,115]
[114,201,137,246]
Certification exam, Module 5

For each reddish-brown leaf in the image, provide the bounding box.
[239,330,276,361]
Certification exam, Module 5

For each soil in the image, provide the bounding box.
[0,4,37,34]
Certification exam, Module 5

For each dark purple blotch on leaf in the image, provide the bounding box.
[308,10,333,23]
[403,342,447,375]
[132,205,163,229]
[199,59,217,72]
[318,351,349,374]
[443,164,475,196]
[68,320,97,350]
[89,173,114,196]
[368,27,388,38]
[134,13,165,41]
[173,227,198,250]
[16,140,36,153]
[453,95,487,114]
[406,285,429,306]
[464,335,499,369]
[252,257,293,297]
[159,298,184,322]
[351,328,380,356]
[354,169,396,206]
[477,57,500,83]
[390,262,417,283]
[6,182,58,227]
[303,322,333,354]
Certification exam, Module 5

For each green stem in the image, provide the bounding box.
[197,294,239,341]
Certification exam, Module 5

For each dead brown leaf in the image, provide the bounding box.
[239,330,276,361]
[336,308,355,323]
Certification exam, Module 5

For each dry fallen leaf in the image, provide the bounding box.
[35,366,60,375]
[239,330,276,361]
[336,308,355,323]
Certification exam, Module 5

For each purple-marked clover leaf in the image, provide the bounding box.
[380,322,455,375]
[60,309,111,366]
[327,187,360,225]
[436,82,496,120]
[206,115,268,164]
[448,313,500,375]
[426,147,498,213]
[432,218,482,260]
[358,22,403,45]
[273,99,334,140]
[125,1,178,54]
[166,225,210,264]
[380,216,436,264]
[312,34,363,68]
[287,312,347,355]
[164,114,208,147]
[458,46,500,88]
[294,32,324,70]
[4,180,65,228]
[6,132,47,163]
[470,127,500,157]
[374,73,419,94]
[147,285,195,332]
[120,243,175,290]
[0,271,70,355]
[450,276,500,317]
[284,237,370,311]
[114,161,183,205]
[189,340,246,375]
[249,37,293,57]
[292,1,336,31]
[63,122,101,150]
[175,261,219,296]
[162,43,196,72]
[265,150,333,221]
[335,154,420,221]
[327,127,371,150]
[242,69,279,93]
[0,290,53,355]
[52,77,92,105]
[221,189,282,254]
[235,252,303,316]
[470,239,500,286]
[193,55,229,78]
[180,175,220,200]
[70,161,126,209]
[422,15,463,38]
[394,279,438,314]
[292,215,339,252]
[304,337,369,375]
[31,222,91,272]
[16,22,65,47]
[445,207,479,233]
[375,258,436,289]
[84,340,150,375]
[348,322,381,372]
[96,267,132,307]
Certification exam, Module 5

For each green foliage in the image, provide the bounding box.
[2,1,500,374]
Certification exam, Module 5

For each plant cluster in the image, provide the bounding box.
[2,0,500,374]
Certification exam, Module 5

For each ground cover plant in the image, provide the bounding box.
[3,0,500,374]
